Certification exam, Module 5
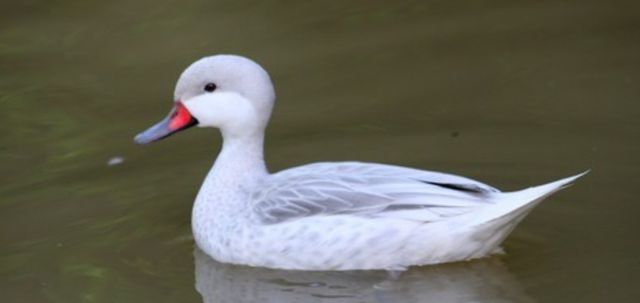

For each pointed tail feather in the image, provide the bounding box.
[507,170,590,201]
[467,170,589,227]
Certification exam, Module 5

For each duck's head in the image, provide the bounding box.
[134,55,275,144]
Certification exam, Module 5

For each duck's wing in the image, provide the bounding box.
[252,162,500,224]
[282,162,501,193]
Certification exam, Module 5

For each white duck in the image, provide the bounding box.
[135,54,586,270]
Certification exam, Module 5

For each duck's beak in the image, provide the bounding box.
[134,102,198,144]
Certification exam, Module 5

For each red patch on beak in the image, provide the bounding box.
[169,103,195,131]
[134,102,198,144]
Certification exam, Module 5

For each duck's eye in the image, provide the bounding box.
[204,83,217,92]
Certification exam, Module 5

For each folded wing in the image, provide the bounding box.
[251,162,501,224]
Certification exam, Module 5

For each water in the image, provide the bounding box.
[1,0,638,302]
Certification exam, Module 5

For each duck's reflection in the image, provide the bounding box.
[194,248,534,303]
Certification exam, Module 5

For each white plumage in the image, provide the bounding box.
[135,54,587,270]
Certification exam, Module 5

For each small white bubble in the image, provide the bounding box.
[108,156,125,166]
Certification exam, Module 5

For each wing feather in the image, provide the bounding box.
[252,162,500,224]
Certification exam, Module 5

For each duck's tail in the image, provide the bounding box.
[466,170,589,229]
[459,171,588,257]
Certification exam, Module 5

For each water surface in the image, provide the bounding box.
[1,1,639,302]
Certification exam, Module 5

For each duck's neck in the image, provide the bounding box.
[192,131,268,260]
[209,131,268,185]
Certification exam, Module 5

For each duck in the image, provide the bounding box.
[134,54,587,271]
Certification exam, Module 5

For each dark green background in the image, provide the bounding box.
[1,1,638,302]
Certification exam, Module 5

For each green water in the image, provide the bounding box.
[1,1,638,302]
